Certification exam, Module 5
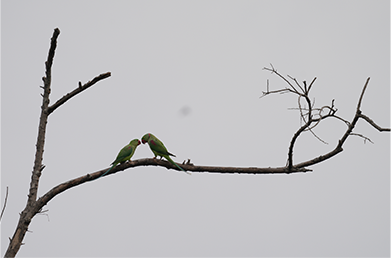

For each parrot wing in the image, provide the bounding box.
[95,139,140,180]
[149,138,175,157]
[97,144,134,180]
[148,135,190,175]
[148,135,176,157]
[112,144,135,164]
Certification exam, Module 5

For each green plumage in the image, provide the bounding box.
[97,139,141,179]
[141,133,191,175]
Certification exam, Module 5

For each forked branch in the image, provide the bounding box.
[262,64,390,172]
[4,28,111,258]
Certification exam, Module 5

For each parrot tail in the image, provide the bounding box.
[96,164,115,180]
[166,156,191,175]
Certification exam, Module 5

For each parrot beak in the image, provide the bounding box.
[142,139,146,144]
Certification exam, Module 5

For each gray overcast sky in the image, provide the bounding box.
[1,1,390,257]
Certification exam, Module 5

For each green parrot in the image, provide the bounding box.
[141,133,191,175]
[97,139,141,179]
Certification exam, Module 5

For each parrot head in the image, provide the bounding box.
[141,133,152,144]
[130,139,141,146]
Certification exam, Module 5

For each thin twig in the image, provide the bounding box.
[263,65,300,93]
[303,81,307,94]
[357,77,370,111]
[307,127,329,144]
[0,186,9,222]
[307,77,317,94]
[350,133,374,144]
[287,74,305,93]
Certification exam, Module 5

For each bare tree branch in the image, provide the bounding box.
[4,28,111,258]
[262,64,390,172]
[0,187,9,222]
[307,77,317,94]
[33,159,312,211]
[287,74,305,93]
[47,72,111,114]
[273,70,315,171]
[263,66,301,94]
[30,28,60,201]
[357,77,370,111]
[30,159,312,216]
[5,34,390,258]
[5,28,61,258]
[359,114,391,132]
[102,158,311,176]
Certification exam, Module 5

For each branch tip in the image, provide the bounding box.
[357,77,370,111]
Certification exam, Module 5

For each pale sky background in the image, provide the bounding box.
[1,1,390,257]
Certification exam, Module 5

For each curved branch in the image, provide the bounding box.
[288,92,312,171]
[359,114,390,132]
[0,186,9,222]
[294,109,361,169]
[33,159,312,213]
[307,77,317,94]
